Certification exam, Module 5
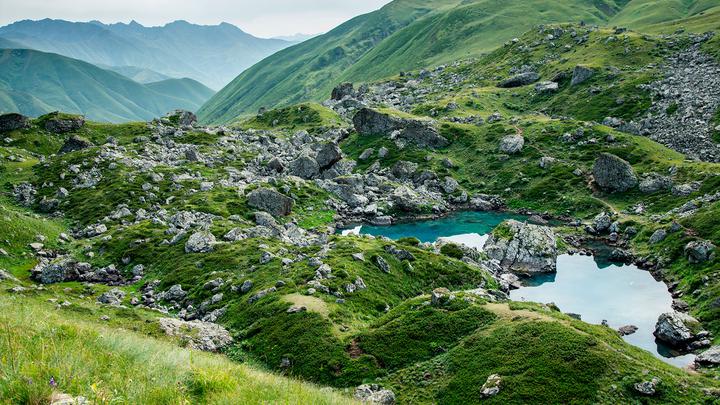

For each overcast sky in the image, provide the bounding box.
[0,0,392,37]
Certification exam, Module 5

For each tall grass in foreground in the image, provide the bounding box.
[0,295,354,404]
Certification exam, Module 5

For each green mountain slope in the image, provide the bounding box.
[105,65,172,83]
[0,19,292,90]
[0,49,214,122]
[198,0,720,124]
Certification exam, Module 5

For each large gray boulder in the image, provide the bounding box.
[353,108,448,149]
[483,220,558,273]
[247,187,294,216]
[696,346,720,365]
[331,82,355,100]
[684,240,716,264]
[165,110,197,126]
[653,311,700,348]
[499,134,524,154]
[571,65,594,86]
[289,155,320,179]
[315,143,343,170]
[392,186,425,212]
[639,173,673,194]
[158,318,232,352]
[0,113,30,132]
[498,72,540,88]
[592,153,638,193]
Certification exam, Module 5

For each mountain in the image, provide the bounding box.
[104,65,171,83]
[198,0,719,124]
[0,19,292,90]
[0,48,215,122]
[272,33,320,42]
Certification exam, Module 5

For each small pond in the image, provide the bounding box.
[341,211,695,367]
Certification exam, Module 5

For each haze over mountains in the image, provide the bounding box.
[198,0,720,124]
[0,19,294,90]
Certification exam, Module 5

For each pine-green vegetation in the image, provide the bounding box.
[198,0,719,124]
[2,1,720,404]
[0,49,215,123]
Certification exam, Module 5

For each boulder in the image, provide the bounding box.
[185,231,216,253]
[43,112,85,133]
[483,220,557,273]
[684,240,715,263]
[653,311,700,348]
[480,374,502,398]
[31,260,70,284]
[391,186,424,212]
[571,65,594,86]
[158,318,232,352]
[592,212,613,233]
[617,325,638,336]
[354,384,395,405]
[0,112,29,132]
[535,81,559,93]
[316,142,343,170]
[391,160,418,179]
[289,155,320,179]
[247,188,294,216]
[165,110,197,126]
[634,378,660,396]
[498,72,540,88]
[353,108,448,149]
[592,153,638,192]
[331,82,355,100]
[639,173,673,194]
[267,157,285,173]
[97,288,126,305]
[648,229,667,244]
[59,135,94,154]
[696,346,720,366]
[499,134,524,154]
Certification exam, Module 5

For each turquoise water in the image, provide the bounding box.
[343,211,695,367]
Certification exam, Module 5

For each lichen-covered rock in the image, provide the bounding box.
[289,155,320,179]
[483,220,557,273]
[354,384,396,404]
[0,112,29,132]
[592,153,638,193]
[499,134,524,154]
[653,311,700,348]
[247,187,294,216]
[684,240,715,263]
[185,231,216,253]
[158,318,232,352]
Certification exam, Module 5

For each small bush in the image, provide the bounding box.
[440,243,465,259]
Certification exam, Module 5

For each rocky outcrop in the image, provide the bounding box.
[353,108,449,149]
[570,65,594,86]
[165,110,197,126]
[331,82,355,100]
[247,188,294,216]
[684,240,715,263]
[483,220,557,273]
[43,113,85,133]
[498,72,539,88]
[592,153,638,193]
[499,134,524,154]
[653,311,701,348]
[696,346,720,366]
[158,318,232,352]
[59,135,94,154]
[0,112,29,132]
[354,384,395,404]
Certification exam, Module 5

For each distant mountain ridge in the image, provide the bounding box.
[0,48,215,122]
[198,0,720,124]
[0,19,293,89]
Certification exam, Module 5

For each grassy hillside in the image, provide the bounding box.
[105,65,172,83]
[0,49,213,122]
[198,0,720,125]
[0,19,292,90]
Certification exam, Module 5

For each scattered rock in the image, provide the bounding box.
[570,65,594,86]
[331,82,355,100]
[649,229,667,244]
[316,142,343,170]
[165,110,197,126]
[498,72,540,88]
[59,135,94,154]
[354,384,396,404]
[97,288,125,306]
[696,346,720,366]
[185,231,216,253]
[247,187,294,216]
[499,134,524,154]
[684,240,715,263]
[158,318,232,351]
[480,374,502,398]
[634,377,661,396]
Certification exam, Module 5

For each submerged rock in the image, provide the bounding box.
[483,220,557,273]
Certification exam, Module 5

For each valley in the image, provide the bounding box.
[1,1,720,404]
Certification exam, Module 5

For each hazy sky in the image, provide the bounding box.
[0,0,392,37]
